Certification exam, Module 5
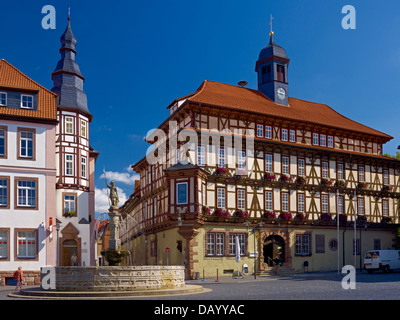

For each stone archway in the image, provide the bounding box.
[259,229,291,270]
[59,222,81,266]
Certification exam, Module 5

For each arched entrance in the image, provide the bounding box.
[263,235,285,266]
[62,239,78,266]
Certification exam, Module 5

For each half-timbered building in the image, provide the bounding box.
[120,32,400,278]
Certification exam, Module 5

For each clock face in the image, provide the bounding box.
[277,88,286,100]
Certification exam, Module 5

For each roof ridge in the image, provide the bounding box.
[1,59,58,97]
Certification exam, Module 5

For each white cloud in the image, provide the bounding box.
[95,186,128,214]
[99,170,139,185]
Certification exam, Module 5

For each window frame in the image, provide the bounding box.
[15,229,38,260]
[295,233,311,256]
[17,127,35,160]
[63,192,77,216]
[0,228,10,260]
[265,190,273,211]
[382,199,389,217]
[281,128,288,142]
[256,124,264,138]
[265,125,272,139]
[65,116,74,135]
[312,132,319,146]
[321,194,329,214]
[0,126,7,159]
[217,187,226,208]
[265,153,273,172]
[237,188,246,210]
[0,92,7,106]
[15,177,38,210]
[65,154,74,176]
[281,191,289,212]
[176,182,188,205]
[320,134,326,147]
[282,155,289,175]
[20,94,34,109]
[0,176,10,209]
[289,129,296,143]
[327,135,334,148]
[298,158,305,177]
[81,156,87,179]
[197,145,205,166]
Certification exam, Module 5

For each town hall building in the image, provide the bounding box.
[120,28,400,278]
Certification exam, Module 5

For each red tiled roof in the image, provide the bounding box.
[179,80,391,140]
[0,59,57,121]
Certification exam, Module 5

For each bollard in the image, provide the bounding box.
[201,269,207,282]
[215,268,221,282]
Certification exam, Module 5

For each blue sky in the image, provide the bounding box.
[2,1,400,216]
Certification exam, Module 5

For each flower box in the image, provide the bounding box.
[202,206,211,215]
[357,182,369,190]
[280,173,293,183]
[356,215,367,224]
[382,185,393,192]
[215,167,229,175]
[335,179,346,188]
[321,178,334,186]
[320,212,332,222]
[264,172,276,181]
[278,212,292,221]
[263,210,276,219]
[235,169,248,178]
[334,214,347,224]
[234,210,249,218]
[296,176,308,185]
[294,213,308,221]
[64,210,75,217]
[381,217,392,224]
[213,208,229,217]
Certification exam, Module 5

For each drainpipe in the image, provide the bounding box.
[342,228,346,267]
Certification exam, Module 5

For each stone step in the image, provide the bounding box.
[258,266,299,276]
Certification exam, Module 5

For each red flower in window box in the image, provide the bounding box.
[264,172,276,181]
[294,213,308,221]
[214,208,229,217]
[202,206,211,215]
[296,176,308,185]
[234,210,249,218]
[215,167,229,175]
[357,182,369,190]
[280,174,293,183]
[278,212,292,221]
[320,213,332,221]
[263,210,276,219]
[321,178,334,186]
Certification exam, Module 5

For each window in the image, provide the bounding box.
[320,134,326,147]
[64,194,76,215]
[358,166,365,182]
[265,125,272,139]
[265,191,273,211]
[237,189,245,210]
[357,197,364,215]
[322,161,329,179]
[65,117,74,134]
[256,124,263,137]
[313,133,319,146]
[289,129,296,142]
[229,233,246,256]
[337,163,344,180]
[281,192,289,212]
[80,120,87,138]
[237,150,246,170]
[277,64,285,82]
[0,230,8,259]
[197,145,205,166]
[327,136,334,148]
[329,239,338,251]
[315,234,325,253]
[337,195,344,214]
[65,154,74,176]
[321,194,329,213]
[176,182,188,205]
[383,169,389,185]
[0,127,5,157]
[265,153,273,172]
[21,94,33,109]
[17,230,37,258]
[217,187,226,208]
[216,233,225,256]
[206,233,215,256]
[202,184,206,206]
[297,193,305,213]
[0,92,7,106]
[16,179,37,208]
[281,128,288,141]
[19,129,34,159]
[298,158,305,177]
[282,156,289,174]
[295,234,310,256]
[81,157,87,179]
[0,178,9,208]
[218,148,225,168]
[382,199,389,216]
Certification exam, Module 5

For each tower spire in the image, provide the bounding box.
[269,14,274,43]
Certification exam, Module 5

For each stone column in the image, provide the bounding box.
[108,207,121,251]
[178,227,199,280]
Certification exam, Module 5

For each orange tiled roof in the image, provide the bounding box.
[0,59,57,121]
[180,80,392,140]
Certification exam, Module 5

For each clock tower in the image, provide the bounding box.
[255,31,290,106]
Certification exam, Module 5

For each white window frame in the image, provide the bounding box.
[206,233,215,256]
[237,189,245,210]
[216,233,225,256]
[217,187,226,208]
[0,92,7,106]
[265,125,272,139]
[81,157,87,179]
[383,169,389,185]
[17,231,36,258]
[64,194,76,213]
[281,128,288,141]
[337,163,344,180]
[265,191,273,211]
[382,199,389,216]
[313,133,319,146]
[17,180,36,207]
[237,150,246,170]
[20,130,34,158]
[265,153,273,172]
[65,154,74,176]
[358,197,364,215]
[322,161,329,179]
[80,120,87,138]
[21,94,33,109]
[320,134,326,147]
[289,129,296,142]
[298,193,305,213]
[65,117,74,134]
[197,145,205,166]
[0,178,8,207]
[218,148,225,168]
[281,192,289,212]
[327,135,334,148]
[321,194,329,213]
[176,182,188,205]
[337,195,344,214]
[298,158,305,177]
[358,166,365,182]
[0,128,5,156]
[0,230,8,258]
[282,156,289,174]
[256,124,263,137]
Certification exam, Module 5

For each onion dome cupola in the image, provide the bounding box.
[255,30,290,106]
[51,17,91,119]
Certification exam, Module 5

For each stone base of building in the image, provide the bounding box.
[0,271,41,286]
[47,265,185,291]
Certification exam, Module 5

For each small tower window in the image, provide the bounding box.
[262,65,272,82]
[277,64,285,82]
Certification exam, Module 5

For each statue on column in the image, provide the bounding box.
[105,180,119,209]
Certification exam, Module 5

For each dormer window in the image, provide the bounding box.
[21,94,33,109]
[0,92,6,106]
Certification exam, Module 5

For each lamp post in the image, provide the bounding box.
[55,221,61,267]
[245,221,263,279]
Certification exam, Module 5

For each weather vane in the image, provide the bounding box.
[269,14,274,36]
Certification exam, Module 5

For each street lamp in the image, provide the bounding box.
[55,220,61,267]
